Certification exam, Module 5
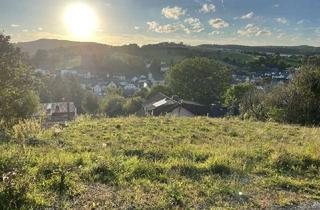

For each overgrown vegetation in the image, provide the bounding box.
[0,35,40,126]
[239,65,320,125]
[1,117,320,209]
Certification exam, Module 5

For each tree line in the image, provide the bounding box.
[1,34,320,131]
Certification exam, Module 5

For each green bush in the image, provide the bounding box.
[123,97,143,115]
[11,119,42,146]
[100,94,126,117]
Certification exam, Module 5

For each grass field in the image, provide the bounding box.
[1,117,320,209]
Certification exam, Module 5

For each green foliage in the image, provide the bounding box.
[11,119,42,146]
[167,57,231,105]
[224,83,255,114]
[123,97,143,115]
[81,91,100,115]
[240,89,267,120]
[240,66,320,125]
[147,85,172,98]
[100,94,126,117]
[37,75,85,113]
[0,35,39,125]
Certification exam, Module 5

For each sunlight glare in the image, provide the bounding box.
[64,3,97,40]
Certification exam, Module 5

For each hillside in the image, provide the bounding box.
[16,39,111,56]
[1,117,320,209]
[16,39,308,77]
[17,39,320,56]
[198,44,320,55]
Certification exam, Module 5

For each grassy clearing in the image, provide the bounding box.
[1,116,320,209]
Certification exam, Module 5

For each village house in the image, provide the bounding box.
[59,69,78,76]
[78,71,92,79]
[93,84,106,96]
[138,93,220,117]
[34,68,49,75]
[38,102,77,123]
[160,61,170,73]
[106,81,118,89]
[145,60,153,69]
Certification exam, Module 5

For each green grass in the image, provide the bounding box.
[1,117,320,209]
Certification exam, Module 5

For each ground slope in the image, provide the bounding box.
[1,117,320,209]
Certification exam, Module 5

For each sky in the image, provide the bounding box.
[0,0,319,46]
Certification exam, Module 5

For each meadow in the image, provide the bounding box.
[1,116,320,209]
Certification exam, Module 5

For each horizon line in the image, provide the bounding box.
[15,38,320,48]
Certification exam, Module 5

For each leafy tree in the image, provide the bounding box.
[37,75,86,113]
[240,89,267,120]
[283,65,320,124]
[0,34,39,125]
[240,65,320,125]
[224,83,255,115]
[124,97,143,115]
[147,85,172,98]
[32,49,49,69]
[100,95,126,117]
[167,57,231,105]
[81,91,100,115]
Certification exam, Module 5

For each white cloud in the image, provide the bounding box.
[275,17,288,24]
[237,24,271,36]
[256,30,272,36]
[239,12,254,20]
[22,29,28,33]
[210,31,224,35]
[134,26,140,30]
[147,21,188,34]
[184,18,204,33]
[297,20,304,25]
[274,4,279,8]
[162,6,186,20]
[277,33,285,39]
[11,24,20,27]
[200,3,216,13]
[208,18,229,29]
[38,27,43,31]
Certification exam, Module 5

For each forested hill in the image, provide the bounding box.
[15,39,319,77]
[16,39,112,56]
[17,39,320,57]
[198,44,320,55]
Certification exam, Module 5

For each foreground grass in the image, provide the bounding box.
[1,117,320,209]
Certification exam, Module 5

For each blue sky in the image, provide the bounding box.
[0,0,319,46]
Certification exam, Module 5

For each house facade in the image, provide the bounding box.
[39,102,77,123]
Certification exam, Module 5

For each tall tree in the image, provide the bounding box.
[167,57,231,105]
[0,34,39,124]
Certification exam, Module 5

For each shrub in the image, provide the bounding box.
[81,91,100,115]
[100,95,126,117]
[240,89,268,120]
[123,97,143,115]
[0,178,36,210]
[240,66,320,125]
[11,119,42,146]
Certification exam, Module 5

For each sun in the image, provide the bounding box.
[64,3,98,40]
